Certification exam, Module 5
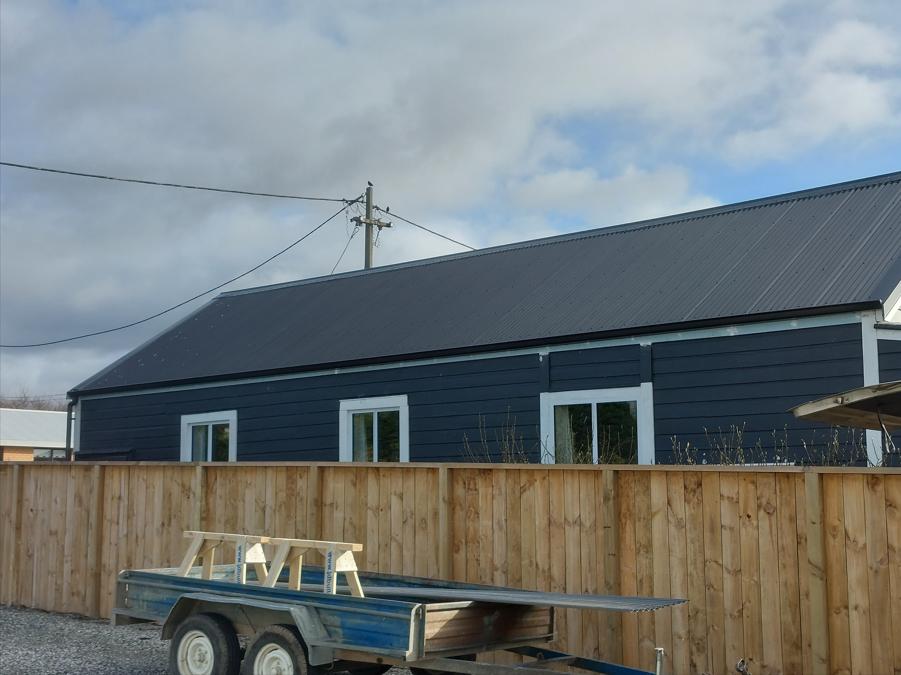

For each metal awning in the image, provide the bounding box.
[791,380,901,431]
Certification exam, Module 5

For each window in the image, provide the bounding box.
[339,395,409,462]
[180,411,237,462]
[539,385,655,464]
[33,448,66,462]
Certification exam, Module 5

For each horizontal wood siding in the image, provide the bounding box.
[547,345,641,391]
[653,324,865,463]
[2,462,899,675]
[79,355,542,462]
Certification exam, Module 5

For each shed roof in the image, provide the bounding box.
[0,408,68,448]
[73,171,901,395]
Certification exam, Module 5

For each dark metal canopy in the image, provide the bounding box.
[791,380,901,431]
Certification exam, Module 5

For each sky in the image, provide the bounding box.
[1,0,900,400]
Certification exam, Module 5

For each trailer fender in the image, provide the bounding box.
[161,592,334,666]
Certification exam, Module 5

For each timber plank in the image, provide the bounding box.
[618,471,638,668]
[684,471,709,675]
[775,473,803,674]
[563,469,582,658]
[842,474,872,675]
[864,475,892,675]
[548,469,566,652]
[884,475,901,675]
[634,471,655,672]
[701,471,725,675]
[803,472,829,675]
[579,470,598,659]
[492,468,508,587]
[757,472,783,674]
[667,471,690,675]
[822,473,852,675]
[650,471,673,674]
[719,472,743,673]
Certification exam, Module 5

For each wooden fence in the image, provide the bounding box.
[1,462,899,675]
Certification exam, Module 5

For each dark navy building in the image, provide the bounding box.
[71,172,901,465]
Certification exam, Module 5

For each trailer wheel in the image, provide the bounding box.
[169,613,241,675]
[241,625,308,675]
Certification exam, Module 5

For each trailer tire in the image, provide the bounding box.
[241,625,308,675]
[169,613,241,675]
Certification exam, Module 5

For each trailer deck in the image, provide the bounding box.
[114,531,684,675]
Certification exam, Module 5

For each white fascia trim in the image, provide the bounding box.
[860,311,882,466]
[338,395,409,463]
[77,311,865,402]
[539,384,655,466]
[179,410,238,462]
[875,327,901,341]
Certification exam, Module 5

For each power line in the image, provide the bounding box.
[0,199,358,348]
[375,207,476,251]
[331,226,360,274]
[0,161,359,204]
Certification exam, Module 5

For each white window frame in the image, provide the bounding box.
[539,384,655,465]
[339,395,410,462]
[180,410,237,462]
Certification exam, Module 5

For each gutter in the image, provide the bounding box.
[67,301,881,399]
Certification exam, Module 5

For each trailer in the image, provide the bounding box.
[113,531,684,675]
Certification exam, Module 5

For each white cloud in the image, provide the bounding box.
[510,166,719,225]
[0,0,899,396]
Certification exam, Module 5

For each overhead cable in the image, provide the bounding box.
[0,199,358,348]
[0,161,358,204]
[375,207,476,251]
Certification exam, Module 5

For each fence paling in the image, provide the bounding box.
[0,462,899,675]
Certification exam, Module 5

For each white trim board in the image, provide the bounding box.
[539,384,655,465]
[75,311,867,402]
[860,311,882,466]
[338,395,410,462]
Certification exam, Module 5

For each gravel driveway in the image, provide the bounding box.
[0,605,412,675]
[0,605,168,674]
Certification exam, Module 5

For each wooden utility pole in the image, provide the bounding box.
[352,183,391,269]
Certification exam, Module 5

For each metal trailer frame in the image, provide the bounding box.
[114,564,671,675]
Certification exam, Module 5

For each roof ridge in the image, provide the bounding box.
[220,170,901,299]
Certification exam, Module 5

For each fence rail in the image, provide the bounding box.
[1,462,899,675]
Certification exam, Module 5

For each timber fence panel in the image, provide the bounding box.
[1,462,900,674]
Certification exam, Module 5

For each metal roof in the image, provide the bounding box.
[73,171,901,395]
[0,408,68,448]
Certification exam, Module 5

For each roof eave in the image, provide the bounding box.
[68,301,881,398]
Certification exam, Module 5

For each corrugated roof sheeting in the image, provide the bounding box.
[74,172,901,394]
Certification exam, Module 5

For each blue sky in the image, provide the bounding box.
[1,0,900,397]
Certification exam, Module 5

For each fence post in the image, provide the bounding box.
[85,464,105,617]
[438,466,452,579]
[3,465,24,605]
[804,471,829,675]
[191,465,205,531]
[306,465,321,540]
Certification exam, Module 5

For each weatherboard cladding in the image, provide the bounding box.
[653,323,864,463]
[77,326,864,462]
[72,172,901,395]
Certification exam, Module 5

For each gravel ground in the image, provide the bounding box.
[0,605,411,675]
[0,605,168,674]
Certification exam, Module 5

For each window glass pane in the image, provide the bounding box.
[33,448,55,461]
[553,404,593,463]
[352,412,374,462]
[211,423,230,462]
[191,425,208,462]
[596,401,638,464]
[377,410,400,462]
